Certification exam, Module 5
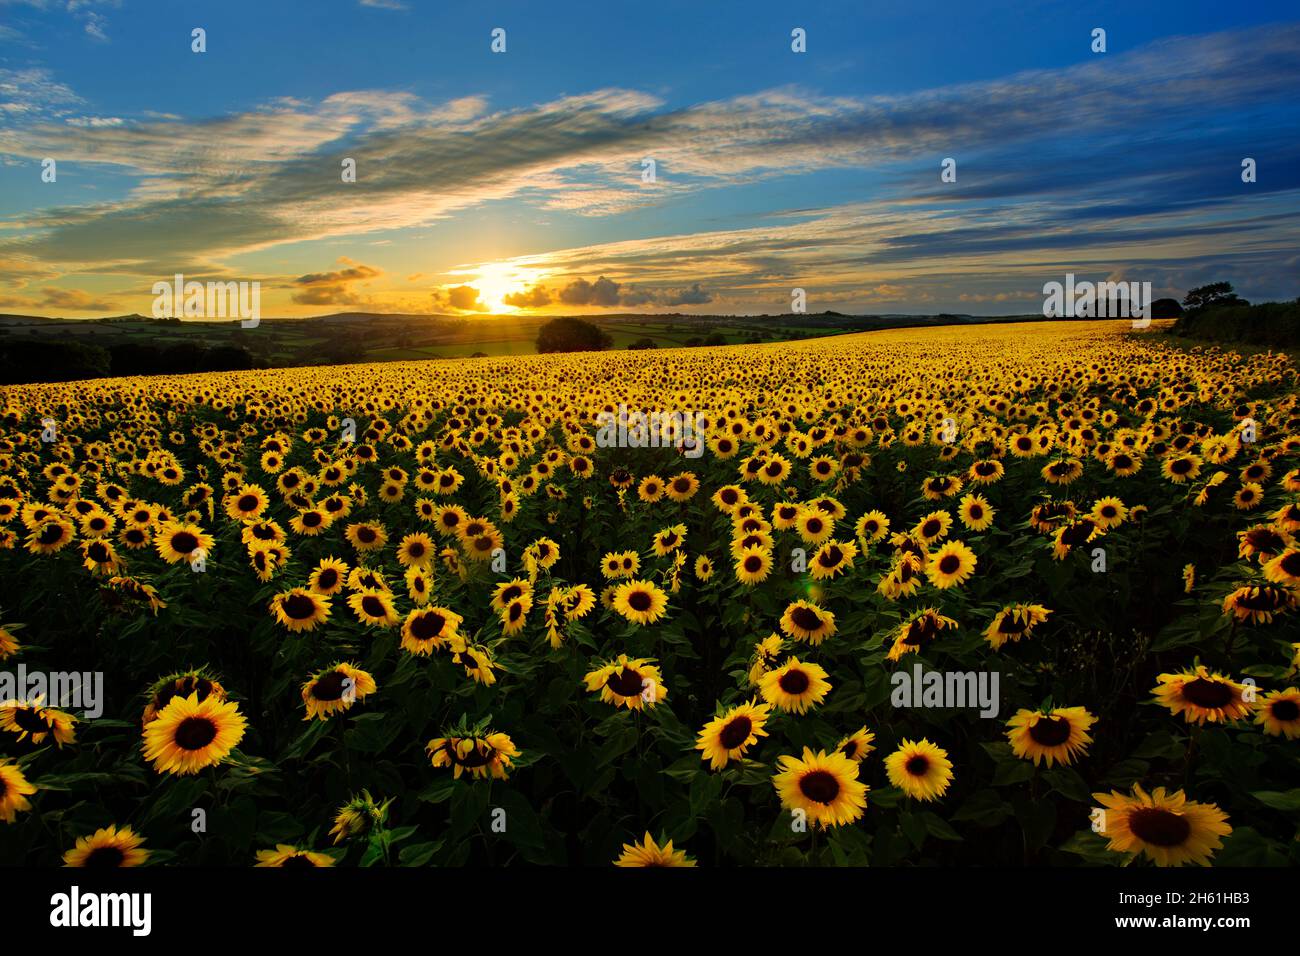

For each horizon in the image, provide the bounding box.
[2,0,1299,320]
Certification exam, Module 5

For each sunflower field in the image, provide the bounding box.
[2,319,1299,868]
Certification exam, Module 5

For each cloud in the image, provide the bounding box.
[432,284,487,312]
[0,285,117,312]
[290,258,382,305]
[502,284,552,308]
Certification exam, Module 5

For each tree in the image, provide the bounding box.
[627,338,657,350]
[1182,282,1247,313]
[1150,298,1183,319]
[535,317,612,353]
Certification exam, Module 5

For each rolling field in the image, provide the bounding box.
[1,320,1299,867]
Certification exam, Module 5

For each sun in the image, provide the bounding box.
[467,262,532,313]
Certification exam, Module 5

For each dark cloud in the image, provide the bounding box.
[502,284,552,308]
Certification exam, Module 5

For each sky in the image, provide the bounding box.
[1,0,1298,318]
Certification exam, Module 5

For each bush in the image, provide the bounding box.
[0,338,111,384]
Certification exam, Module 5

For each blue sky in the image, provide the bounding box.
[1,0,1298,316]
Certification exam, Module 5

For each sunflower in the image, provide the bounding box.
[1222,583,1297,624]
[886,607,958,661]
[837,726,876,762]
[141,670,226,726]
[269,587,331,633]
[0,625,19,661]
[1233,482,1264,510]
[612,579,669,626]
[1263,548,1300,587]
[1092,784,1231,866]
[652,523,687,556]
[694,554,714,581]
[1254,687,1300,738]
[25,516,75,555]
[734,546,773,585]
[926,540,977,588]
[224,483,268,521]
[773,748,868,828]
[795,508,834,545]
[696,700,771,770]
[308,556,349,596]
[153,520,214,565]
[748,633,784,686]
[0,700,77,747]
[426,731,520,780]
[254,845,336,867]
[855,510,890,545]
[1161,454,1202,484]
[330,790,390,844]
[885,738,954,802]
[665,472,699,502]
[0,758,37,823]
[347,589,401,627]
[637,475,665,502]
[983,603,1052,649]
[779,600,837,645]
[401,606,462,655]
[957,494,995,532]
[63,825,150,868]
[141,692,247,775]
[1006,706,1096,766]
[302,663,376,720]
[1152,666,1254,725]
[584,655,666,709]
[809,539,857,579]
[759,657,831,714]
[345,521,388,553]
[614,832,696,867]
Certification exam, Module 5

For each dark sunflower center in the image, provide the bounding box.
[1271,699,1300,722]
[311,671,347,702]
[937,555,961,575]
[1127,807,1191,847]
[282,594,319,620]
[607,667,645,697]
[1279,552,1300,576]
[1182,677,1235,709]
[1028,716,1073,747]
[821,546,843,566]
[744,555,763,573]
[84,846,127,868]
[411,612,446,640]
[14,708,49,733]
[791,606,822,631]
[237,495,258,511]
[627,591,653,612]
[317,569,338,590]
[905,755,930,777]
[718,716,753,750]
[280,854,317,868]
[778,668,810,695]
[799,769,840,804]
[174,716,217,750]
[361,596,386,617]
